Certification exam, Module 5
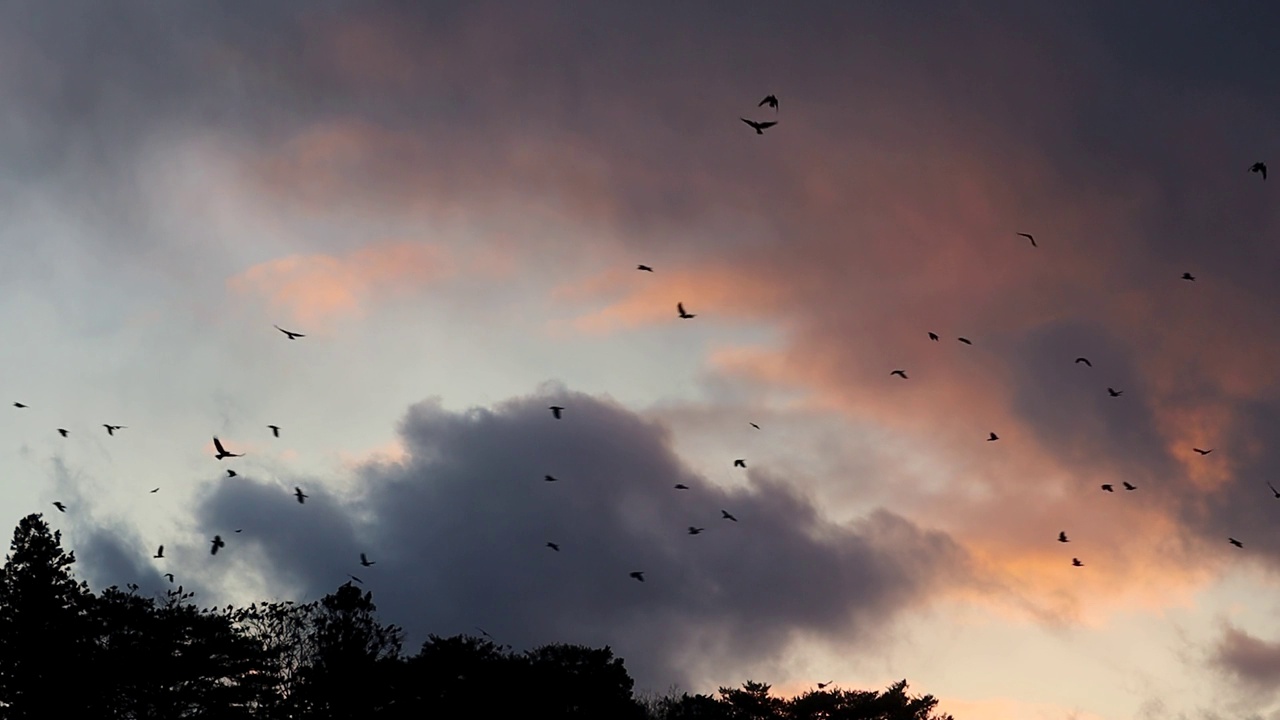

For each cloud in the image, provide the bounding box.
[179,387,968,690]
[1211,624,1280,691]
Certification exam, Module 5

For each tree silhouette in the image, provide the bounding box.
[0,514,100,718]
[522,643,648,719]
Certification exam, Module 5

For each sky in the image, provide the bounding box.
[1,1,1279,717]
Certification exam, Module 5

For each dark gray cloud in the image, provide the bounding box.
[1212,624,1280,690]
[169,387,969,690]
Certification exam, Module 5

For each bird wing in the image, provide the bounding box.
[756,120,778,129]
[740,117,758,129]
[213,437,227,453]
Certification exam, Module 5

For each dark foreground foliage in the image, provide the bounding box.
[0,514,954,719]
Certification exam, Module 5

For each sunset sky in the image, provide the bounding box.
[3,2,1280,717]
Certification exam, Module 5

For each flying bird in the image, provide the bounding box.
[267,425,280,437]
[212,437,243,460]
[721,510,738,522]
[57,429,68,437]
[750,422,761,429]
[740,118,778,134]
[544,474,559,482]
[549,406,564,419]
[688,527,705,535]
[637,264,653,272]
[546,542,560,552]
[103,424,125,436]
[1267,481,1280,499]
[1101,484,1114,492]
[928,332,939,341]
[1072,558,1083,567]
[758,94,779,110]
[153,545,164,559]
[348,575,363,584]
[1074,357,1092,367]
[210,535,225,555]
[52,502,65,512]
[1108,388,1123,397]
[629,571,646,582]
[274,325,305,339]
[360,553,375,566]
[1182,272,1195,281]
[987,432,999,441]
[734,459,747,468]
[677,302,696,319]
[1058,532,1068,543]
[1251,161,1267,180]
[226,469,237,477]
[674,483,689,490]
[294,487,308,504]
[817,682,834,690]
[1017,232,1037,247]
[163,573,174,583]
[958,337,973,345]
[1193,448,1213,455]
[149,487,159,493]
[890,370,908,379]
[1123,482,1137,491]
[1230,538,1243,548]
[12,402,25,408]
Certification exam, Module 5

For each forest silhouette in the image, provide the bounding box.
[0,513,954,719]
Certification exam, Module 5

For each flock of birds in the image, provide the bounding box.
[14,94,1274,595]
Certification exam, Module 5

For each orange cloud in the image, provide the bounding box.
[227,242,453,327]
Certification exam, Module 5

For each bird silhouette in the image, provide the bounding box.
[154,545,164,559]
[928,332,939,341]
[1075,357,1092,367]
[1267,481,1280,499]
[1101,484,1114,492]
[1017,232,1037,247]
[674,483,689,490]
[1230,538,1244,548]
[987,432,999,441]
[57,428,68,437]
[958,337,973,345]
[750,422,761,429]
[758,94,778,110]
[1193,448,1213,455]
[549,406,564,419]
[360,553,375,566]
[1072,558,1083,567]
[12,402,26,408]
[274,325,305,339]
[722,510,738,522]
[544,474,559,482]
[103,424,125,436]
[1182,272,1195,281]
[267,425,280,437]
[1058,532,1068,543]
[349,575,363,584]
[546,542,560,552]
[817,682,834,690]
[294,487,308,504]
[52,502,65,512]
[226,469,237,477]
[1108,388,1123,397]
[740,118,777,134]
[1123,482,1137,491]
[890,370,908,379]
[630,571,645,582]
[677,302,696,319]
[210,535,225,555]
[213,437,243,460]
[149,487,159,493]
[163,573,174,583]
[688,527,705,535]
[637,264,654,272]
[1251,161,1267,180]
[734,459,747,468]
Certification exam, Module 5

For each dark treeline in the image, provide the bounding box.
[0,514,954,719]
